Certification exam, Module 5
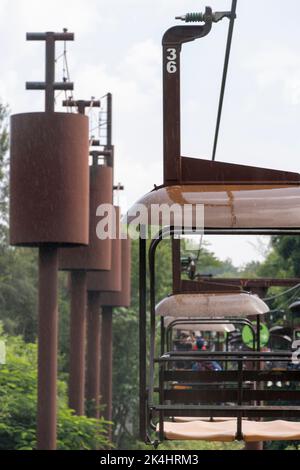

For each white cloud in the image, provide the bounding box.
[118,39,161,91]
[245,45,300,105]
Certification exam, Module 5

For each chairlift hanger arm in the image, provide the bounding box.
[162,6,234,185]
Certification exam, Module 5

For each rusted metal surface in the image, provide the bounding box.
[100,238,131,307]
[181,278,300,294]
[14,30,90,452]
[59,165,113,270]
[162,24,212,185]
[181,279,241,293]
[87,207,122,292]
[161,12,300,187]
[101,306,113,428]
[86,291,101,419]
[37,247,58,450]
[127,183,300,229]
[181,157,300,185]
[244,442,264,450]
[10,112,89,246]
[68,271,87,416]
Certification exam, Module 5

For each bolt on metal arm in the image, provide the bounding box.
[175,6,235,23]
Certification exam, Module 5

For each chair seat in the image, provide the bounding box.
[158,420,237,441]
[159,419,300,442]
[243,420,300,442]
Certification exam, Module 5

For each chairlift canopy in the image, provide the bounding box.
[156,293,269,318]
[127,184,300,231]
[164,317,235,332]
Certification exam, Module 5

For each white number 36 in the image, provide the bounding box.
[166,48,177,74]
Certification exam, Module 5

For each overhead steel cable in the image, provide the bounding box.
[212,0,238,161]
[263,284,300,302]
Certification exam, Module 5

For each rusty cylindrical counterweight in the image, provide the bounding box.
[87,206,122,292]
[59,165,113,270]
[59,164,113,415]
[10,112,89,246]
[100,238,132,308]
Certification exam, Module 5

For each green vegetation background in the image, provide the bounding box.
[0,104,299,450]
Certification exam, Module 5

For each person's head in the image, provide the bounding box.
[196,337,205,350]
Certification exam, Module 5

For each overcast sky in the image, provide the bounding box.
[1,0,299,265]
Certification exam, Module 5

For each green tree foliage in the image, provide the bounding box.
[0,248,37,341]
[0,104,40,341]
[271,236,300,277]
[0,329,111,450]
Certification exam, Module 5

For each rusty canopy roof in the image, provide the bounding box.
[126,184,300,231]
[156,293,269,318]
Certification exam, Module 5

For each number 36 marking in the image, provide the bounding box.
[166,48,177,74]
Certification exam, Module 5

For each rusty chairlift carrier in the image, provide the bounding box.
[126,4,300,446]
[154,291,268,438]
[146,230,300,445]
[164,318,236,354]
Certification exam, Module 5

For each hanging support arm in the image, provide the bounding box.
[162,6,235,185]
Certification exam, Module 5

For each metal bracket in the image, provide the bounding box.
[62,98,101,115]
[90,149,112,166]
[26,30,74,112]
[175,7,235,24]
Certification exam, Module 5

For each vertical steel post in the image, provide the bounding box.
[139,231,147,441]
[68,271,87,415]
[86,291,101,418]
[37,247,58,450]
[163,43,181,184]
[37,33,61,450]
[162,24,212,185]
[101,306,113,437]
[172,236,181,293]
[45,33,55,113]
[244,299,264,450]
[106,93,114,176]
[107,93,112,147]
